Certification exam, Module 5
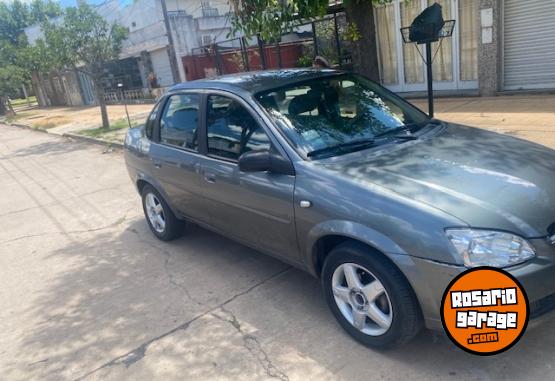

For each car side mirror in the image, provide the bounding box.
[238,150,295,176]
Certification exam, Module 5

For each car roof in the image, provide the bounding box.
[169,68,345,95]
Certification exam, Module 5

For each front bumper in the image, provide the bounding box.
[392,237,555,331]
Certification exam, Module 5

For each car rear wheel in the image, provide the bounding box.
[322,242,422,348]
[141,184,183,241]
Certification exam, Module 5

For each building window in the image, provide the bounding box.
[459,0,478,81]
[428,0,453,82]
[201,1,219,17]
[202,35,213,46]
[375,3,399,85]
[400,0,425,84]
[376,0,478,90]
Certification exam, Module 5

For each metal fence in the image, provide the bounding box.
[182,11,352,81]
[103,87,169,104]
[313,12,353,70]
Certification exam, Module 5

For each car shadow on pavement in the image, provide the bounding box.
[7,218,555,380]
[8,139,96,158]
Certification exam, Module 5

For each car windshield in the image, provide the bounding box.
[256,74,430,158]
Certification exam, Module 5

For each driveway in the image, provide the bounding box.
[1,125,554,381]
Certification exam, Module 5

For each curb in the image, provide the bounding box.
[63,132,124,149]
[9,122,49,133]
[4,121,124,149]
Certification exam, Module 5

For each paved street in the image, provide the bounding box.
[1,124,555,381]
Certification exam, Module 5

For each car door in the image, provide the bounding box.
[148,92,207,223]
[197,93,299,261]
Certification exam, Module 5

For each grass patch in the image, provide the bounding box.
[11,96,37,107]
[1,111,32,124]
[1,112,69,130]
[32,116,72,130]
[78,118,139,139]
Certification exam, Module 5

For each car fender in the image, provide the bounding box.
[305,219,408,276]
[134,170,181,218]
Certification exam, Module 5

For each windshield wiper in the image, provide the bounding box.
[374,119,441,139]
[390,134,419,140]
[307,138,377,158]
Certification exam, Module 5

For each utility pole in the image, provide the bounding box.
[160,0,181,84]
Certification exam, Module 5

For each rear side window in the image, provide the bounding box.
[160,93,200,150]
[144,101,162,140]
[206,95,271,161]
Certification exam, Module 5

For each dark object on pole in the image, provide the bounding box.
[409,3,445,44]
[400,4,455,118]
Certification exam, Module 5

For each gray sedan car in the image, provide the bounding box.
[124,69,555,348]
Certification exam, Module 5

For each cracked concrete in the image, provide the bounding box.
[3,124,555,381]
[76,266,291,380]
[213,307,289,381]
[0,208,133,245]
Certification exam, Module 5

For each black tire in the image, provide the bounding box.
[322,242,422,349]
[141,184,183,241]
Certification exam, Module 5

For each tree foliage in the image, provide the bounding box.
[230,0,390,80]
[45,4,128,79]
[0,0,60,44]
[0,0,61,112]
[230,0,391,42]
[41,3,128,128]
[230,0,329,42]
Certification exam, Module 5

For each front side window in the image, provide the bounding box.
[160,93,200,150]
[256,74,429,158]
[206,95,271,161]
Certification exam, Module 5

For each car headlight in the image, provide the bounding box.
[445,229,536,268]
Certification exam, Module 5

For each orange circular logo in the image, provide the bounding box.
[441,267,529,355]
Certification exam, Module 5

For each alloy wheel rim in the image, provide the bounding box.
[331,263,393,336]
[145,193,166,233]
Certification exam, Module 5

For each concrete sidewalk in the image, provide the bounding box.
[2,104,152,133]
[411,94,555,149]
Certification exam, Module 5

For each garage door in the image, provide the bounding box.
[503,0,555,90]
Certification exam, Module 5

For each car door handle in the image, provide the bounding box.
[203,172,216,184]
[152,160,162,169]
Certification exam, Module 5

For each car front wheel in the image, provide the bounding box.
[322,242,422,348]
[141,184,183,241]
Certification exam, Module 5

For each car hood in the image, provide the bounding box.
[320,124,555,237]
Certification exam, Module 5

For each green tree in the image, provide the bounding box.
[0,0,61,114]
[44,4,128,129]
[0,63,26,115]
[230,0,389,81]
